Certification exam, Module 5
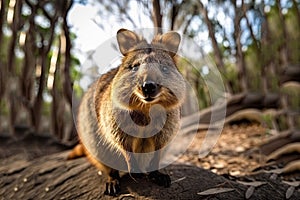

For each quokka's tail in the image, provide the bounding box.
[67,143,86,160]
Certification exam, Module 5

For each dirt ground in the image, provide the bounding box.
[177,123,271,176]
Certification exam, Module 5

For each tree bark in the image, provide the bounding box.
[152,0,162,34]
[0,0,7,98]
[276,0,289,68]
[232,0,248,92]
[260,1,270,93]
[61,0,77,142]
[292,0,300,28]
[0,0,5,53]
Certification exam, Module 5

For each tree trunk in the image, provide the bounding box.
[260,1,270,94]
[276,0,289,68]
[197,1,233,94]
[0,0,5,52]
[32,49,47,133]
[152,0,162,34]
[61,2,77,142]
[197,1,224,71]
[233,0,247,92]
[0,0,6,98]
[292,0,300,28]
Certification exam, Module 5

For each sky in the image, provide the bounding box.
[68,3,110,54]
[67,1,152,88]
[67,1,153,56]
[67,1,214,62]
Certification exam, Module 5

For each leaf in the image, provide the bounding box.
[237,180,266,187]
[286,186,295,199]
[269,173,278,180]
[245,186,255,199]
[197,188,234,195]
[171,176,186,184]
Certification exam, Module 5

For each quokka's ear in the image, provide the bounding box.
[117,29,141,55]
[158,31,181,57]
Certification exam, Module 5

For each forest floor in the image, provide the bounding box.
[178,123,270,177]
[1,123,300,199]
[0,123,270,177]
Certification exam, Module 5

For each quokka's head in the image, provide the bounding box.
[111,29,186,111]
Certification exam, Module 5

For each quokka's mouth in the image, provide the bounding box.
[134,91,161,103]
[144,96,155,102]
[142,94,161,103]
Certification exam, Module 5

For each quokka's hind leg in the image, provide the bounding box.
[147,151,171,188]
[67,143,121,195]
[85,151,121,196]
[104,169,121,196]
[67,144,86,160]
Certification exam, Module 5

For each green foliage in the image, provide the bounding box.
[224,61,239,93]
[277,114,289,131]
[0,100,9,116]
[262,114,273,128]
[70,56,81,80]
[73,82,84,99]
[177,57,211,109]
[285,7,300,63]
[14,54,24,76]
[0,34,10,59]
[42,101,51,115]
[281,85,300,110]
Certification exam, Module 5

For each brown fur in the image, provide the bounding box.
[67,143,85,159]
[69,29,185,196]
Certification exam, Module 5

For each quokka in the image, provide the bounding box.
[68,28,186,196]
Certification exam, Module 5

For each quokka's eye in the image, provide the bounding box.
[129,64,139,72]
[161,65,169,73]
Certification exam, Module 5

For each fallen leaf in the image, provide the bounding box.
[245,186,255,199]
[213,161,226,169]
[197,188,234,195]
[202,162,211,169]
[171,177,186,184]
[286,186,295,199]
[237,180,266,187]
[229,170,241,176]
[269,173,278,180]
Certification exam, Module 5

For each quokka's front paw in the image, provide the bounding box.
[104,179,120,196]
[148,170,171,188]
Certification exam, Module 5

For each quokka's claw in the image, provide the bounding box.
[104,179,120,196]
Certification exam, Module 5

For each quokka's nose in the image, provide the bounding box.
[142,81,158,97]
